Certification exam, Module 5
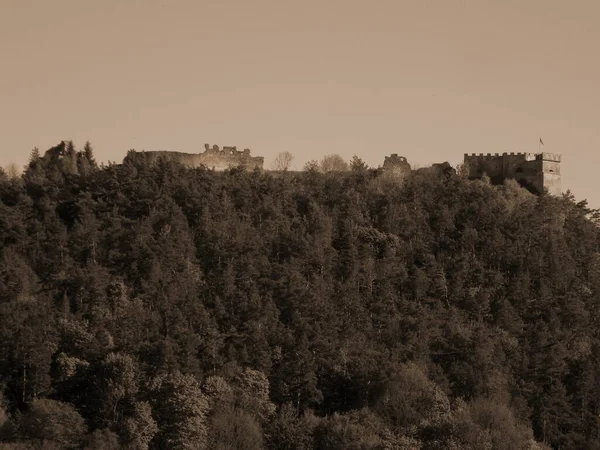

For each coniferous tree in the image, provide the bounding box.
[0,148,598,449]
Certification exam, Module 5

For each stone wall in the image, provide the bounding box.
[124,144,264,170]
[382,154,411,177]
[43,141,67,160]
[416,162,456,177]
[464,152,561,195]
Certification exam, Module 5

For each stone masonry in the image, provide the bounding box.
[464,152,561,195]
[124,144,264,170]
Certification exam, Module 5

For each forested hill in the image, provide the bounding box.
[1,148,600,450]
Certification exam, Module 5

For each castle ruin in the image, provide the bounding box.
[45,141,561,197]
[464,152,561,195]
[382,154,412,177]
[124,144,264,170]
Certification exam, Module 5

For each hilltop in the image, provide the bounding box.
[0,144,598,449]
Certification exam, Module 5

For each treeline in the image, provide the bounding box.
[0,143,599,449]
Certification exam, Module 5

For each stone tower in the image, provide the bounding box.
[463,152,561,196]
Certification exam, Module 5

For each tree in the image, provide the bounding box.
[203,376,234,407]
[83,428,121,450]
[83,141,96,165]
[208,407,265,450]
[320,154,349,172]
[468,398,533,450]
[266,403,319,450]
[0,300,57,409]
[78,141,98,176]
[271,334,323,410]
[4,163,21,180]
[0,392,8,435]
[419,401,493,450]
[18,399,87,449]
[148,372,210,450]
[303,160,320,172]
[29,147,40,164]
[313,409,413,450]
[122,401,158,450]
[350,155,369,171]
[272,152,295,171]
[232,367,276,423]
[63,140,79,174]
[97,352,140,428]
[374,363,450,433]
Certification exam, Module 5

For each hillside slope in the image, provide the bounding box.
[0,150,599,449]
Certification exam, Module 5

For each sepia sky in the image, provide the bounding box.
[1,0,599,205]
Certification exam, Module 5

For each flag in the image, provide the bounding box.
[539,138,544,145]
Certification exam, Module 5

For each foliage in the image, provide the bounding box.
[148,372,210,450]
[319,154,349,172]
[0,147,599,449]
[17,399,87,448]
[272,152,295,171]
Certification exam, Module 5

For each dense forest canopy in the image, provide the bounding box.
[1,143,600,449]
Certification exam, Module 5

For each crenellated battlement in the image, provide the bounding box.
[464,151,561,195]
[464,152,561,162]
[464,152,537,158]
[538,152,561,162]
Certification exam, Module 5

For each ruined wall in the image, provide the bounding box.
[464,152,561,195]
[44,141,67,160]
[124,144,264,170]
[381,155,457,179]
[382,154,411,177]
[416,162,456,177]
